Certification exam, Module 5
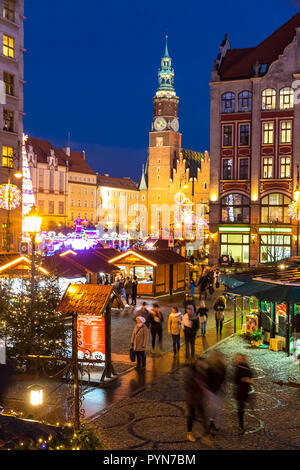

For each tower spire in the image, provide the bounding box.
[164,35,170,58]
[157,35,175,96]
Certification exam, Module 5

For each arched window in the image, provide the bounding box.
[221,92,235,113]
[279,87,294,110]
[221,194,250,223]
[261,193,291,224]
[238,91,252,111]
[262,89,276,110]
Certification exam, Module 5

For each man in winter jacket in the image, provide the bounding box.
[149,304,164,354]
[168,307,183,356]
[182,306,199,358]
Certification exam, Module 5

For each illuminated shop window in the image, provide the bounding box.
[221,194,250,223]
[262,89,276,110]
[279,87,294,110]
[261,193,291,223]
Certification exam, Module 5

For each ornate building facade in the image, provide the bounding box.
[0,0,24,251]
[139,38,210,255]
[209,13,300,266]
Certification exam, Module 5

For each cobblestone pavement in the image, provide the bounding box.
[111,286,240,357]
[90,336,300,450]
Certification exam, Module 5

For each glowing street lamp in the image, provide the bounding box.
[24,206,42,302]
[28,384,44,406]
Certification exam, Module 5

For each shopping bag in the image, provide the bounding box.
[129,346,136,362]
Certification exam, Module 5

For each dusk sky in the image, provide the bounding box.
[24,0,300,180]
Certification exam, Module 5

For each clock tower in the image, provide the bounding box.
[148,37,181,196]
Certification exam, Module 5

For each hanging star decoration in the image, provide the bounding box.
[0,183,22,210]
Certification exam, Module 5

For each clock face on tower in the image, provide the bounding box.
[171,118,179,132]
[154,117,167,131]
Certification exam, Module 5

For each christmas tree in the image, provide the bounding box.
[0,275,69,372]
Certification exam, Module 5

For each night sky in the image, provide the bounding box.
[24,0,299,181]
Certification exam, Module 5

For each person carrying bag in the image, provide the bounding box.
[130,316,148,369]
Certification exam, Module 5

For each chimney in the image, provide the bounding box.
[63,146,71,157]
[82,150,86,160]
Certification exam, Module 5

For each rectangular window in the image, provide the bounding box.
[263,122,274,144]
[239,158,249,180]
[3,109,14,132]
[239,124,250,146]
[263,157,273,178]
[222,159,232,180]
[260,234,291,263]
[49,170,54,192]
[3,0,15,22]
[280,156,291,178]
[39,169,44,190]
[3,34,14,58]
[59,171,64,192]
[38,200,44,214]
[78,199,81,207]
[156,137,163,147]
[49,201,54,214]
[223,125,233,146]
[2,145,13,167]
[280,121,292,143]
[58,201,64,214]
[3,72,14,95]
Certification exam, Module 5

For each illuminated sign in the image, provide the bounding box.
[77,315,105,361]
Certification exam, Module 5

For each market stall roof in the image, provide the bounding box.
[58,250,120,274]
[108,249,186,267]
[92,247,121,260]
[57,284,124,315]
[0,254,49,276]
[42,255,87,278]
[144,238,169,250]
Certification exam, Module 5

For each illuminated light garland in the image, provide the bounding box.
[288,200,300,221]
[0,184,22,210]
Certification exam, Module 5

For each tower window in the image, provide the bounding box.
[3,0,15,22]
[3,34,14,58]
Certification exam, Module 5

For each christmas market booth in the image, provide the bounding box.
[42,249,121,287]
[58,283,124,383]
[221,259,300,357]
[0,253,50,292]
[108,249,187,297]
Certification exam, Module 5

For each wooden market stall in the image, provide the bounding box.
[108,249,187,297]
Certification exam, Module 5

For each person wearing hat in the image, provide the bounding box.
[130,316,148,368]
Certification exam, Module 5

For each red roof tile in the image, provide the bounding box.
[220,13,300,80]
[97,174,138,191]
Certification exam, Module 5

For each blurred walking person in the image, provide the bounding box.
[124,276,133,306]
[130,316,148,369]
[182,306,199,359]
[197,300,208,336]
[184,358,212,445]
[149,304,164,354]
[206,351,227,433]
[213,295,226,336]
[168,306,183,357]
[134,301,151,328]
[234,353,254,434]
[131,275,138,306]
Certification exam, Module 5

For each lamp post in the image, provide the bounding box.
[23,206,42,302]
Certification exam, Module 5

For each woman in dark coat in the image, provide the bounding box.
[131,276,138,306]
[234,353,253,434]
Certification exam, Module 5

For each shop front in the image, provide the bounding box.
[219,226,250,264]
[108,249,187,298]
[258,227,292,264]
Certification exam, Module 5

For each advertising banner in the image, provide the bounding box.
[77,315,106,361]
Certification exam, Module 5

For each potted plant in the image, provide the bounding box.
[250,329,263,347]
